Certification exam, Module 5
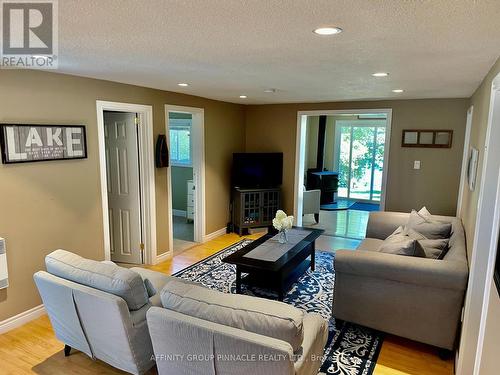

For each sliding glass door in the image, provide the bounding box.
[335,120,387,203]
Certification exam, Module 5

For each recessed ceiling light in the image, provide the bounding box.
[239,95,247,99]
[264,88,276,93]
[313,27,343,36]
[178,83,189,87]
[313,26,342,35]
[392,89,404,93]
[372,72,389,77]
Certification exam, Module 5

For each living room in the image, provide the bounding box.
[1,1,500,375]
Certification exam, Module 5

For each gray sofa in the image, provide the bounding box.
[147,279,329,375]
[333,211,469,350]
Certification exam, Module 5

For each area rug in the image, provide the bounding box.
[173,239,384,375]
[320,199,355,211]
[350,202,380,212]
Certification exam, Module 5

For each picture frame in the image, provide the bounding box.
[401,129,453,148]
[0,124,87,164]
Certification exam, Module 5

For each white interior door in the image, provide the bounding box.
[104,111,143,264]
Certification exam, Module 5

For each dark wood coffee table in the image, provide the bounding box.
[222,227,324,300]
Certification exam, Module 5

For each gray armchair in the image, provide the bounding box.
[34,249,185,374]
[333,211,468,350]
[303,188,321,223]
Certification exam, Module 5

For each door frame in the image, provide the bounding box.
[456,105,474,217]
[333,119,389,203]
[96,100,157,265]
[456,73,500,375]
[294,108,392,226]
[165,105,205,251]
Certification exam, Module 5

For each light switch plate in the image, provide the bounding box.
[414,160,421,170]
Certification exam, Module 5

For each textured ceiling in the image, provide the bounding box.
[57,0,500,104]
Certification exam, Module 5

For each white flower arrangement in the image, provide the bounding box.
[272,210,294,232]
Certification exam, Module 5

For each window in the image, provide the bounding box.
[169,119,192,166]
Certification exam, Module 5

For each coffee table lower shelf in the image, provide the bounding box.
[236,258,313,301]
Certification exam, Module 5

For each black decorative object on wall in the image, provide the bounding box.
[495,234,500,297]
[0,124,87,164]
[155,134,169,168]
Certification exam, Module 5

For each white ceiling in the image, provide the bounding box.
[57,0,500,104]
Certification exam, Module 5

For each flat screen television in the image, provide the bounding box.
[232,153,283,188]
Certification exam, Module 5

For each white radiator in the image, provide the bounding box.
[0,238,8,289]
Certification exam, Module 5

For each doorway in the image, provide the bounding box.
[165,105,205,255]
[294,109,392,240]
[96,101,157,265]
[334,119,388,203]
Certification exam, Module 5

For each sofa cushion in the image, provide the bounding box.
[377,226,426,257]
[420,239,449,259]
[45,249,149,310]
[398,225,450,259]
[357,238,384,251]
[407,210,452,239]
[160,280,305,352]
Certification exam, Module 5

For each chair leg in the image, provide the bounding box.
[314,213,319,223]
[437,348,452,360]
[64,344,72,357]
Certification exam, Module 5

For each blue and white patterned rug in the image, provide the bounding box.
[173,239,384,375]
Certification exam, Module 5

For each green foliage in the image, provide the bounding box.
[338,126,385,189]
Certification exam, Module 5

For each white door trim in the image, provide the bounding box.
[294,108,392,226]
[165,105,205,253]
[456,73,500,375]
[456,105,474,217]
[96,101,157,265]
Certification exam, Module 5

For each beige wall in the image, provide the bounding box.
[0,70,245,321]
[460,57,500,258]
[460,57,500,375]
[245,99,469,216]
[305,116,319,170]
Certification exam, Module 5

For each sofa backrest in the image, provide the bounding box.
[366,212,409,240]
[45,249,149,311]
[161,280,305,352]
[366,212,468,265]
[147,307,295,375]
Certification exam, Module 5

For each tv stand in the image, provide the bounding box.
[232,187,281,235]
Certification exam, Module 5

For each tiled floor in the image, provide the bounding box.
[173,215,194,241]
[172,215,195,254]
[315,235,361,253]
[302,209,370,239]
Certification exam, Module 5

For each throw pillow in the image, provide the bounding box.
[399,225,449,259]
[418,206,432,217]
[378,227,426,257]
[407,210,452,239]
[419,238,450,259]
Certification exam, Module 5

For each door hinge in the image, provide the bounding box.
[135,116,139,126]
[140,243,145,251]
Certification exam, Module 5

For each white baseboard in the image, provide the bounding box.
[0,304,45,334]
[172,209,187,217]
[203,227,227,242]
[155,251,173,264]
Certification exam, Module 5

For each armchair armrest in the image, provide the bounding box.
[335,250,468,291]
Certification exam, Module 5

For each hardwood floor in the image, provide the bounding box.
[0,233,453,375]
